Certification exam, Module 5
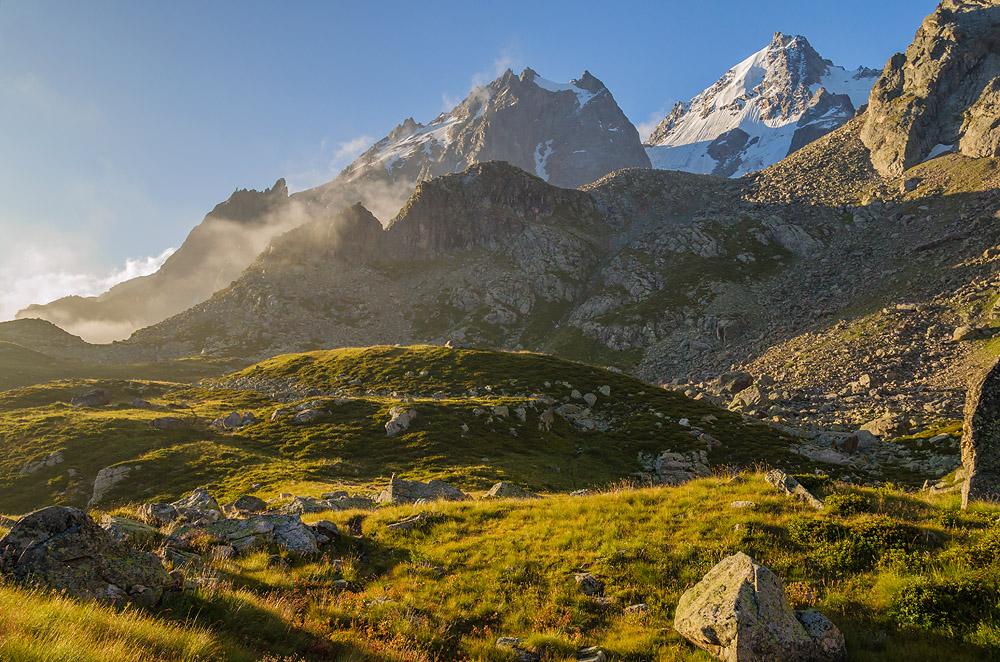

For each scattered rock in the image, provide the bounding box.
[171,488,223,521]
[0,506,168,607]
[574,572,604,597]
[100,515,159,544]
[88,465,134,508]
[374,473,469,504]
[385,407,418,436]
[137,503,180,527]
[17,451,64,475]
[674,552,844,661]
[222,495,267,517]
[496,637,540,662]
[292,408,329,425]
[625,603,649,614]
[71,389,111,408]
[953,326,983,342]
[386,513,431,531]
[730,501,757,509]
[765,469,824,510]
[483,481,540,499]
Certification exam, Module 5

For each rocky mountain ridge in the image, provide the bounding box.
[645,32,878,177]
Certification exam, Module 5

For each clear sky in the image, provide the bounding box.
[0,0,938,320]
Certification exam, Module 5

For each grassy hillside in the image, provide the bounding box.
[0,346,842,514]
[0,474,997,661]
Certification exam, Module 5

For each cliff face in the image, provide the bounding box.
[861,0,1000,175]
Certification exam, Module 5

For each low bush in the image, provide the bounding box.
[824,492,872,516]
[892,576,999,631]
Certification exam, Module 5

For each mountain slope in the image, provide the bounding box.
[16,69,648,343]
[645,32,878,177]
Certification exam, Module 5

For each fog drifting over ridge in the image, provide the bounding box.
[0,246,175,329]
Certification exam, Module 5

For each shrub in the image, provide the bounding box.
[824,492,872,516]
[788,517,847,546]
[790,515,919,575]
[892,577,999,631]
[942,525,1000,568]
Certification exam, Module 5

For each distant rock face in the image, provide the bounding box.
[338,67,650,191]
[0,506,168,606]
[646,32,877,177]
[861,0,1000,175]
[962,356,1000,508]
[674,552,845,661]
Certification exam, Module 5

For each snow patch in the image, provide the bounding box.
[534,140,554,179]
[924,143,955,161]
[533,76,597,110]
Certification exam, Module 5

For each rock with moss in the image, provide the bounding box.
[765,469,824,510]
[483,481,540,499]
[0,506,168,607]
[962,356,1000,508]
[222,494,267,517]
[100,514,160,545]
[674,552,844,661]
[375,473,469,504]
[71,388,111,408]
[385,407,418,436]
[171,488,223,522]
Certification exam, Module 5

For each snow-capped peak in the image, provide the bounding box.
[645,32,879,178]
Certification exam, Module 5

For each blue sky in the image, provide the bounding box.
[0,0,937,319]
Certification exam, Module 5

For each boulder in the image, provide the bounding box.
[374,473,469,504]
[674,552,845,661]
[953,325,983,342]
[137,502,180,527]
[574,572,604,596]
[962,356,1000,508]
[88,465,134,508]
[71,389,111,408]
[292,408,330,425]
[170,488,223,522]
[715,371,755,395]
[222,495,267,517]
[385,407,418,436]
[386,513,431,531]
[0,506,168,606]
[731,385,768,410]
[483,481,541,499]
[205,514,319,555]
[765,470,824,510]
[860,413,911,438]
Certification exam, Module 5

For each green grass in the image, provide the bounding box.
[0,346,934,514]
[3,474,996,661]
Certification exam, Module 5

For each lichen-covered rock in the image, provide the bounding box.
[765,469,824,510]
[137,502,180,527]
[861,1,1000,175]
[375,473,469,504]
[674,552,844,661]
[962,356,1000,507]
[100,514,160,544]
[88,465,134,508]
[0,506,168,606]
[149,416,189,429]
[204,514,319,555]
[796,609,847,662]
[385,407,418,436]
[483,481,540,499]
[222,494,267,517]
[171,488,223,521]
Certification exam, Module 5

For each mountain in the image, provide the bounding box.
[861,0,1000,175]
[15,69,648,343]
[644,32,879,177]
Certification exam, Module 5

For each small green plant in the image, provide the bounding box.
[824,492,872,516]
[892,576,1000,631]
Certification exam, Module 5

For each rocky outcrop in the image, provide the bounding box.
[861,0,1000,175]
[674,552,845,661]
[0,506,168,606]
[385,407,417,437]
[71,388,111,408]
[374,474,470,504]
[765,470,824,510]
[962,356,1000,507]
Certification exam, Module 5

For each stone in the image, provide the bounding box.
[796,609,847,662]
[496,637,540,662]
[953,325,982,342]
[730,501,756,509]
[570,489,594,497]
[149,417,188,430]
[731,385,768,410]
[598,385,611,397]
[716,371,755,394]
[310,520,341,541]
[171,488,223,521]
[386,513,431,531]
[137,503,180,527]
[577,647,606,662]
[674,552,844,661]
[71,389,111,408]
[100,515,159,544]
[765,469,824,510]
[374,473,469,504]
[385,407,417,436]
[583,393,598,407]
[0,506,168,606]
[574,572,604,596]
[206,514,319,555]
[278,495,333,515]
[222,495,267,517]
[625,603,649,614]
[483,481,541,499]
[860,413,911,438]
[292,408,329,424]
[962,356,1000,508]
[88,465,134,508]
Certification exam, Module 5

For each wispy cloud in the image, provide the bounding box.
[0,241,175,323]
[285,134,375,191]
[2,71,104,126]
[635,100,676,142]
[441,50,523,112]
